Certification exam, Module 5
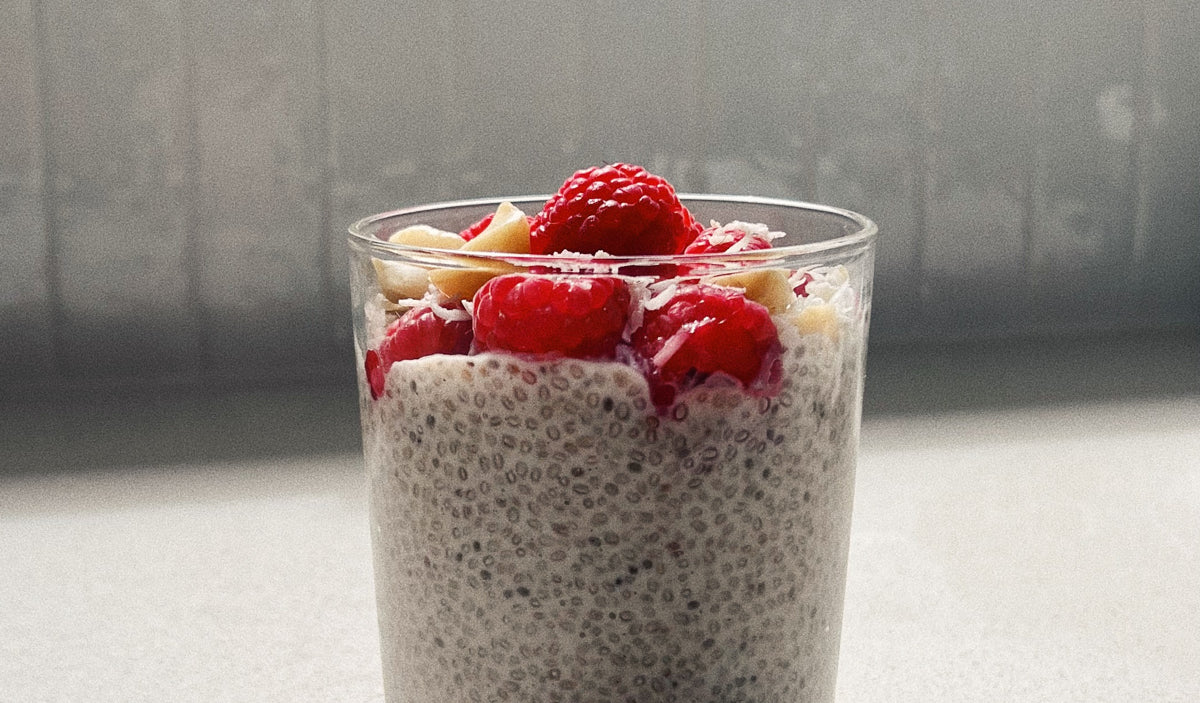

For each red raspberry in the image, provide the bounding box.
[472,274,631,359]
[459,212,494,241]
[792,271,814,297]
[683,223,773,255]
[530,163,703,256]
[364,349,387,400]
[365,305,473,399]
[632,284,782,409]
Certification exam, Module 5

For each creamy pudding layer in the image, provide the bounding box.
[361,322,862,703]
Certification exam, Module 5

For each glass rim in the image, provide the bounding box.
[347,193,878,265]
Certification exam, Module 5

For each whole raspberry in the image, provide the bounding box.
[683,222,774,255]
[366,305,473,399]
[472,274,631,358]
[632,284,782,409]
[530,163,703,256]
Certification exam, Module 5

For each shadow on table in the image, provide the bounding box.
[864,328,1200,416]
[0,379,363,476]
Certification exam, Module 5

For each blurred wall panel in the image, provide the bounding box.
[565,0,706,187]
[0,0,1197,392]
[1028,1,1144,334]
[184,0,334,373]
[36,0,199,378]
[805,0,927,341]
[326,1,706,209]
[433,0,591,194]
[920,0,1043,338]
[767,0,926,339]
[0,0,53,384]
[325,1,458,351]
[325,1,708,347]
[327,1,514,224]
[647,0,927,339]
[1140,0,1200,327]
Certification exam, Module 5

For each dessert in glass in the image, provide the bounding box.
[347,164,877,702]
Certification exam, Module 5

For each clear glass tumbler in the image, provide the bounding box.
[348,195,877,702]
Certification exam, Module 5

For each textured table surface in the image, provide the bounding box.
[3,356,1199,702]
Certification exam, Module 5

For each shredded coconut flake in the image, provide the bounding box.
[430,301,471,322]
[831,285,857,314]
[725,233,752,254]
[726,221,770,237]
[622,279,654,340]
[644,281,678,311]
[652,328,690,367]
[364,295,391,348]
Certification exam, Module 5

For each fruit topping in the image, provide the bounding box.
[683,221,774,255]
[530,163,702,256]
[632,284,782,409]
[472,274,632,359]
[364,349,387,400]
[366,304,474,399]
[362,164,846,408]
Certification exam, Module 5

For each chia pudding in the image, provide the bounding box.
[349,164,876,703]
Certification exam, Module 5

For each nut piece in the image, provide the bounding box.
[791,303,841,340]
[427,263,519,301]
[461,201,531,254]
[387,225,467,249]
[707,268,795,315]
[372,258,432,302]
[428,202,530,299]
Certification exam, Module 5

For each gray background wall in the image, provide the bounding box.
[2,0,1198,396]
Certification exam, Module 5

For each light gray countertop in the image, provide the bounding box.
[3,337,1199,702]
